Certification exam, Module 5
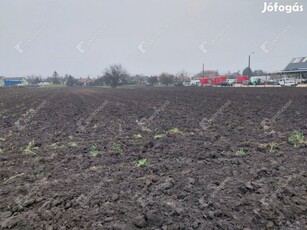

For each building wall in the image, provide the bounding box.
[3,78,29,86]
[22,79,29,85]
[4,80,22,86]
[270,72,307,83]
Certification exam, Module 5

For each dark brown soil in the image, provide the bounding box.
[0,87,306,230]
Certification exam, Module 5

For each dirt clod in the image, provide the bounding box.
[132,215,147,228]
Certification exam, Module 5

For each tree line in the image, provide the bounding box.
[26,64,189,88]
[26,64,268,88]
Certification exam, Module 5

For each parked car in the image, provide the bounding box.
[219,81,232,87]
[251,79,261,85]
[242,80,252,85]
[278,78,297,87]
[267,79,280,85]
[175,82,184,87]
[243,79,261,85]
[227,79,236,85]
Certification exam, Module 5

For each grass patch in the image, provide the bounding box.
[89,144,99,157]
[257,142,280,153]
[235,148,246,156]
[168,128,183,135]
[34,156,46,163]
[69,142,78,148]
[22,108,35,117]
[41,84,66,88]
[50,143,65,149]
[288,130,305,148]
[94,85,112,88]
[136,158,149,167]
[133,134,143,139]
[154,133,166,140]
[111,143,123,155]
[269,142,278,153]
[24,140,38,155]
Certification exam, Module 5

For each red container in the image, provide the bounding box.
[199,78,212,85]
[213,76,227,85]
[236,76,249,83]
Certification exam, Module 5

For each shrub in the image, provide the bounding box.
[235,148,246,156]
[136,158,149,167]
[89,144,99,157]
[111,143,123,155]
[288,131,305,148]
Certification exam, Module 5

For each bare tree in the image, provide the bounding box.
[65,75,78,87]
[26,75,42,84]
[46,71,61,84]
[147,76,158,85]
[175,71,189,84]
[159,73,174,86]
[104,64,129,88]
[253,70,267,76]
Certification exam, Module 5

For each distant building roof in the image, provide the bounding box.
[78,77,94,84]
[270,57,307,75]
[4,77,26,81]
[284,57,307,71]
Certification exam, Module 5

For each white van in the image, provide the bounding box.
[250,76,270,84]
[227,79,236,84]
[278,78,297,87]
[189,80,202,86]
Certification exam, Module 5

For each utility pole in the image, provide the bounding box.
[248,52,254,69]
[202,64,205,78]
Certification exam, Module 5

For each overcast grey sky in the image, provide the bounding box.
[0,0,306,78]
